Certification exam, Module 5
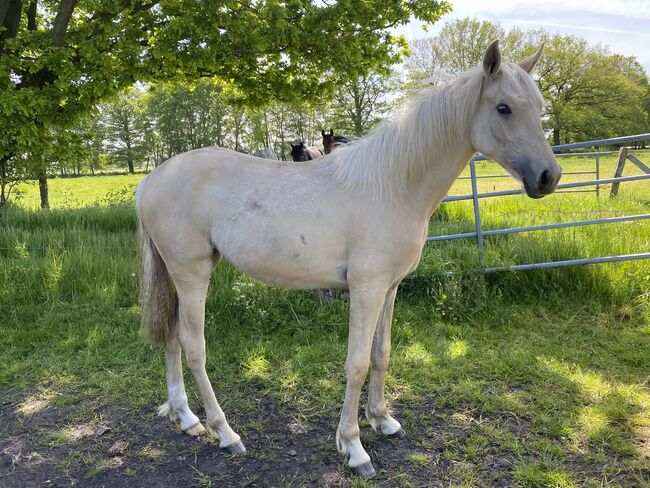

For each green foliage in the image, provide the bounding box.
[533,33,650,144]
[0,0,451,160]
[145,80,231,159]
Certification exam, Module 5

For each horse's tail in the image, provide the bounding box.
[137,179,177,346]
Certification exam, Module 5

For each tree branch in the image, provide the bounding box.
[51,0,78,47]
[27,0,36,30]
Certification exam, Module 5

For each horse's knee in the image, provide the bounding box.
[346,359,370,385]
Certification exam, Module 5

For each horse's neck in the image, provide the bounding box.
[332,73,480,218]
[409,142,476,220]
[396,87,479,220]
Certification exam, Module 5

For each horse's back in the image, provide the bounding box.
[138,146,355,287]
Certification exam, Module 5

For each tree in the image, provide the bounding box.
[101,88,146,173]
[327,71,396,137]
[0,154,29,206]
[405,18,526,86]
[531,32,649,144]
[146,80,231,158]
[0,0,451,206]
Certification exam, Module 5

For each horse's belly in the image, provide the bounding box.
[213,227,348,289]
[224,251,347,289]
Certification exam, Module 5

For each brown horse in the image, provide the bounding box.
[322,129,351,154]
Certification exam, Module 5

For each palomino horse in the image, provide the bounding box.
[290,141,323,162]
[322,129,351,154]
[136,41,561,479]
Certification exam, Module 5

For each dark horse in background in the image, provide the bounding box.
[290,142,323,162]
[322,129,351,154]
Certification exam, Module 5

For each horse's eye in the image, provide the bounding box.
[497,104,512,115]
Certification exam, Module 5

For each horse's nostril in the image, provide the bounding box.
[540,169,551,188]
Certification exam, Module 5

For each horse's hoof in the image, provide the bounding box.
[184,422,205,437]
[222,440,246,454]
[354,461,376,479]
[393,428,406,439]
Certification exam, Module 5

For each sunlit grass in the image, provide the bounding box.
[13,173,143,209]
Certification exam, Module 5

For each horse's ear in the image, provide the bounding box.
[321,130,325,137]
[482,40,502,80]
[518,43,544,74]
[329,129,334,136]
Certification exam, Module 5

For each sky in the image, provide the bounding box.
[397,0,650,74]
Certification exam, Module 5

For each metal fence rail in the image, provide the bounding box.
[428,133,650,272]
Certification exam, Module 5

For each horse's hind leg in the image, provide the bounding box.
[173,260,244,453]
[160,336,204,436]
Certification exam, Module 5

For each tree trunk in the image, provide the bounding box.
[1,155,9,205]
[353,92,364,137]
[553,128,560,146]
[125,138,135,174]
[0,0,23,51]
[51,0,78,47]
[38,171,49,209]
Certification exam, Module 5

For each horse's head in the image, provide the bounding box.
[322,129,336,154]
[470,40,562,199]
[291,142,309,162]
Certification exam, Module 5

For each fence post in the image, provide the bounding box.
[469,157,485,267]
[595,154,600,198]
[610,147,628,197]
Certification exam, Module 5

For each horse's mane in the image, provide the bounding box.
[330,67,485,197]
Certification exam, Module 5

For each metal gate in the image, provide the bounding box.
[427,133,650,272]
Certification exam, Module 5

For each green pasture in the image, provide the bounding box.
[1,152,650,486]
[13,173,144,210]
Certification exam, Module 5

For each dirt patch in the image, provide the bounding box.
[0,392,648,487]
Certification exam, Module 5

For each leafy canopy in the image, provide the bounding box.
[0,0,451,161]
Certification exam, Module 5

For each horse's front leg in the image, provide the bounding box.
[366,285,404,437]
[337,281,389,479]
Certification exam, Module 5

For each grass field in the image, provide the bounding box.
[1,151,649,487]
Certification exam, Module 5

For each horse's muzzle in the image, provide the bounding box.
[522,166,562,199]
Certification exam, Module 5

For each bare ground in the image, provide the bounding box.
[1,389,648,488]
